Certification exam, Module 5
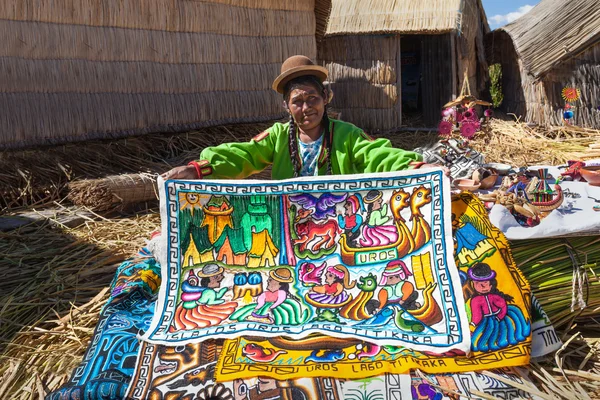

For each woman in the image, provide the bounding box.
[162,55,440,181]
[306,264,355,308]
[467,262,530,352]
[359,189,399,247]
[170,264,237,331]
[229,268,308,325]
[337,194,364,247]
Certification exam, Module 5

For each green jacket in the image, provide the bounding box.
[199,119,422,180]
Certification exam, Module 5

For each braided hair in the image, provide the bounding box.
[283,76,333,177]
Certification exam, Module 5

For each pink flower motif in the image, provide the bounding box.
[460,121,480,139]
[484,109,494,118]
[442,107,456,118]
[462,108,478,121]
[438,120,453,137]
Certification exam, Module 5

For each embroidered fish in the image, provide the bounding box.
[355,306,394,327]
[242,343,287,363]
[304,349,345,363]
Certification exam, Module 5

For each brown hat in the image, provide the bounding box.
[269,268,294,283]
[272,55,328,94]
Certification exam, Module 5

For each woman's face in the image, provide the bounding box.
[266,277,281,292]
[325,272,336,285]
[286,84,326,133]
[344,202,353,216]
[208,273,224,288]
[473,280,492,294]
[372,197,382,210]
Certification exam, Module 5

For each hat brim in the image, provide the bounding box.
[364,193,383,204]
[269,269,294,283]
[272,65,328,94]
[468,268,496,281]
[197,265,225,278]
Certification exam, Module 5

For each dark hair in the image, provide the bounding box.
[364,190,381,227]
[200,277,210,288]
[469,276,514,303]
[283,75,332,177]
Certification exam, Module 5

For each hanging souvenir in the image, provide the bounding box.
[561,87,580,125]
[438,70,492,141]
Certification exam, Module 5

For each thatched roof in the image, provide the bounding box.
[325,0,489,36]
[0,0,331,150]
[498,0,600,78]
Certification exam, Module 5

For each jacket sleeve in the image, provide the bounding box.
[198,124,281,179]
[349,129,423,173]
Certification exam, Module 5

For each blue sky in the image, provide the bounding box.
[482,0,541,30]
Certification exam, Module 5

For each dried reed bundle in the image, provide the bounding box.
[471,119,600,166]
[0,121,274,212]
[511,236,600,329]
[68,173,158,211]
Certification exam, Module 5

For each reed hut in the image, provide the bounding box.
[319,0,490,130]
[0,0,331,150]
[487,0,600,128]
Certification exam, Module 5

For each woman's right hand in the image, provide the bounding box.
[160,165,198,180]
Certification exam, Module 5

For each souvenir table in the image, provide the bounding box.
[484,165,600,240]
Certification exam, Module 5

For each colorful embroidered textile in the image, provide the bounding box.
[408,368,542,400]
[126,340,344,400]
[145,170,470,353]
[125,339,540,399]
[214,193,534,380]
[46,249,160,400]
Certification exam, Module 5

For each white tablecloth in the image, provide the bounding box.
[488,165,600,240]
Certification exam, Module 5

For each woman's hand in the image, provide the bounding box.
[160,165,198,180]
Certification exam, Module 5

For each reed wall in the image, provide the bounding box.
[319,35,402,132]
[0,0,329,149]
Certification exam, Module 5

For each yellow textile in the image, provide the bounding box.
[215,193,532,380]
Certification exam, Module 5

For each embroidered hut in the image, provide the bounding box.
[182,226,214,268]
[214,226,247,266]
[0,0,332,149]
[200,196,234,244]
[248,229,279,268]
[240,195,274,251]
[486,0,600,128]
[319,0,490,130]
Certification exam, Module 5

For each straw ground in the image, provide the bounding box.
[2,119,600,398]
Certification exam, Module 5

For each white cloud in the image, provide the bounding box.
[488,5,534,27]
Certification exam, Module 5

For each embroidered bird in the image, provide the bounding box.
[289,193,348,220]
[298,261,327,286]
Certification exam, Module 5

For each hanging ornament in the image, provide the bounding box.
[442,107,456,118]
[460,121,480,140]
[562,87,581,103]
[438,120,453,137]
[462,108,478,122]
[438,70,492,141]
[564,110,574,120]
